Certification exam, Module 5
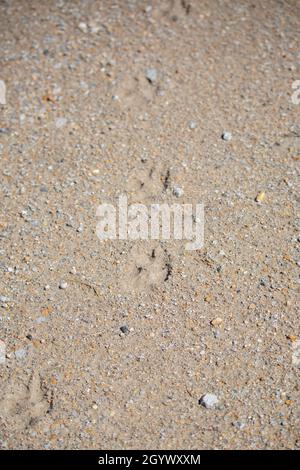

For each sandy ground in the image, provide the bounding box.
[0,0,299,450]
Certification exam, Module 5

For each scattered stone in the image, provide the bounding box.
[259,277,268,286]
[173,187,184,198]
[221,131,232,141]
[232,420,245,430]
[210,317,223,327]
[88,20,101,34]
[59,281,68,289]
[35,316,47,324]
[92,404,98,410]
[78,22,88,33]
[76,223,83,233]
[145,68,157,83]
[0,340,5,364]
[293,344,300,367]
[26,334,33,341]
[199,393,219,409]
[15,348,27,360]
[287,334,297,342]
[44,285,50,291]
[188,121,197,130]
[255,191,265,203]
[120,325,129,334]
[55,117,67,129]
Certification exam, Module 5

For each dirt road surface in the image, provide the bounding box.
[0,0,299,449]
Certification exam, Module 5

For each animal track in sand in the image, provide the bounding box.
[126,163,171,203]
[152,0,191,20]
[121,244,172,293]
[0,370,50,429]
[113,72,157,109]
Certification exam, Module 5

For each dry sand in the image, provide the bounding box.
[0,0,299,449]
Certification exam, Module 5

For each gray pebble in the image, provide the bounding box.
[120,325,129,334]
[188,121,197,130]
[35,316,47,324]
[173,187,184,198]
[15,348,27,360]
[259,277,268,287]
[145,68,157,83]
[232,420,245,430]
[222,131,232,141]
[199,393,219,409]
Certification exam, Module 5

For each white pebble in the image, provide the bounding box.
[59,281,68,289]
[78,22,88,33]
[222,131,232,141]
[36,316,47,324]
[173,187,184,198]
[199,393,219,409]
[15,348,27,360]
[145,68,157,83]
[188,121,197,130]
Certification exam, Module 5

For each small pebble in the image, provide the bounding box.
[78,22,88,33]
[59,281,68,290]
[232,421,245,430]
[199,393,219,409]
[286,334,297,342]
[188,121,197,130]
[221,131,232,141]
[35,316,47,324]
[173,187,184,198]
[145,68,157,83]
[120,325,129,334]
[255,191,265,203]
[55,117,67,129]
[210,317,223,327]
[15,348,27,360]
[259,277,268,287]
